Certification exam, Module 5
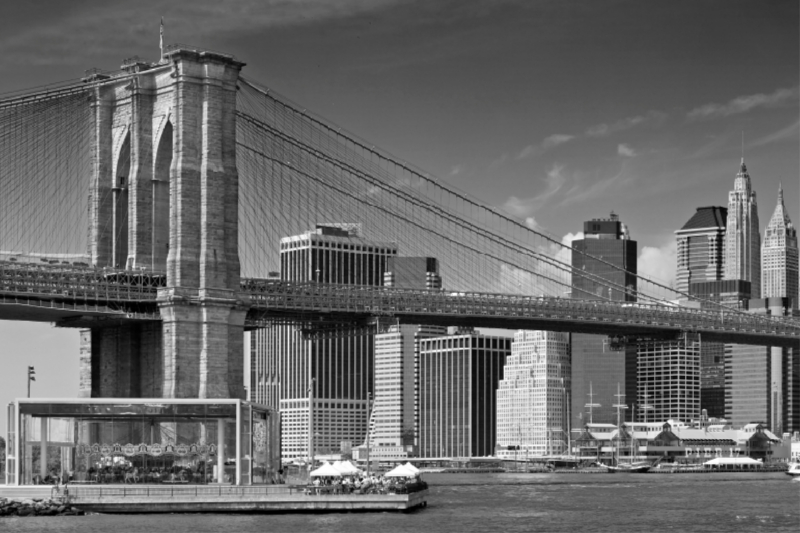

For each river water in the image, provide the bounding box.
[4,472,800,532]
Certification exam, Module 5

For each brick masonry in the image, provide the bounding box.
[84,50,247,400]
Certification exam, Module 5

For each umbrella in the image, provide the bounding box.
[310,461,343,477]
[384,464,417,478]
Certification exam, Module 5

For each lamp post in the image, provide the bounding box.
[27,366,35,398]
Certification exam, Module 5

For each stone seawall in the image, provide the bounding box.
[0,497,85,517]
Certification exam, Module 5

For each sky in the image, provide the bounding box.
[0,0,797,432]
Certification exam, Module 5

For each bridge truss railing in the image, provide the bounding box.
[0,261,164,303]
[243,279,800,340]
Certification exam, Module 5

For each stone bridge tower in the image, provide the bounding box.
[80,48,247,400]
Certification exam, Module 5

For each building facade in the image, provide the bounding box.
[725,298,799,434]
[636,334,701,423]
[675,206,727,295]
[249,225,397,460]
[761,185,798,308]
[571,212,638,429]
[383,257,443,289]
[724,159,761,298]
[418,329,510,458]
[496,330,571,458]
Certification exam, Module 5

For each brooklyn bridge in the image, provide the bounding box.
[1,45,797,401]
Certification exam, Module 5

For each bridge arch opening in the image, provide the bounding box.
[152,120,172,271]
[114,132,130,269]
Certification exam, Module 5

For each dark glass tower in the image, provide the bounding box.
[570,213,637,429]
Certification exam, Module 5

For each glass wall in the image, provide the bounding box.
[6,400,280,486]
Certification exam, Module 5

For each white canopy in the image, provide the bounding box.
[333,460,362,475]
[704,457,762,466]
[384,464,417,478]
[310,461,343,477]
[403,462,421,474]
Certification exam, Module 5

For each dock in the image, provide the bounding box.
[1,485,428,514]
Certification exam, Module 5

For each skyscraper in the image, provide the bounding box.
[761,185,798,308]
[675,206,727,295]
[249,224,397,459]
[724,159,761,298]
[571,213,637,429]
[636,334,701,422]
[496,330,570,458]
[418,328,510,458]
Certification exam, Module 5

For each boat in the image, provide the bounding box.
[786,463,800,477]
[607,385,651,474]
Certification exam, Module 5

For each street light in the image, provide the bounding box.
[27,366,35,398]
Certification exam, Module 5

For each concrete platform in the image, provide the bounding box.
[2,485,429,514]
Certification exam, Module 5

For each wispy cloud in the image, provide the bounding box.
[638,241,677,287]
[585,110,666,137]
[749,119,800,148]
[687,86,799,120]
[617,143,636,157]
[562,162,635,206]
[516,134,574,160]
[502,164,567,216]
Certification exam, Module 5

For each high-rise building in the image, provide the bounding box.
[418,329,510,458]
[496,330,570,458]
[726,298,799,434]
[688,279,751,418]
[675,206,727,295]
[383,257,442,289]
[761,185,798,308]
[570,212,637,429]
[724,159,761,298]
[249,224,397,460]
[358,324,447,461]
[636,334,701,423]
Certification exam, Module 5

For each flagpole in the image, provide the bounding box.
[159,17,164,60]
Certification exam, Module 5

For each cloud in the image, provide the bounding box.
[554,231,583,267]
[617,143,636,157]
[585,110,666,137]
[749,119,800,148]
[448,165,463,177]
[525,216,543,232]
[637,241,677,288]
[502,164,567,217]
[516,133,574,160]
[686,86,799,120]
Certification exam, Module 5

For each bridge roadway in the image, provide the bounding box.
[1,261,798,347]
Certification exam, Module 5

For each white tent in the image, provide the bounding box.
[403,462,421,474]
[384,464,417,478]
[310,462,343,477]
[703,457,762,467]
[333,460,362,475]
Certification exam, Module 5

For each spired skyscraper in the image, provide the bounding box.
[724,159,761,298]
[761,185,798,308]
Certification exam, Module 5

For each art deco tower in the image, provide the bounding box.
[761,185,799,308]
[724,159,761,297]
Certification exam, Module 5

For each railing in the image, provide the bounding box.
[244,279,800,340]
[0,261,164,302]
[68,484,303,500]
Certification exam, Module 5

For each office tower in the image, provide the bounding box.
[688,279,751,418]
[249,224,397,459]
[360,324,447,461]
[675,206,727,294]
[418,328,510,457]
[726,298,798,433]
[761,185,798,308]
[570,212,637,429]
[496,330,570,458]
[724,159,761,298]
[636,334,701,422]
[383,257,442,289]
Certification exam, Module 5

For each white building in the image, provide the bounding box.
[761,185,798,307]
[724,158,761,298]
[496,330,570,458]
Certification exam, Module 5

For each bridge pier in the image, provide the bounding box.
[82,48,247,400]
